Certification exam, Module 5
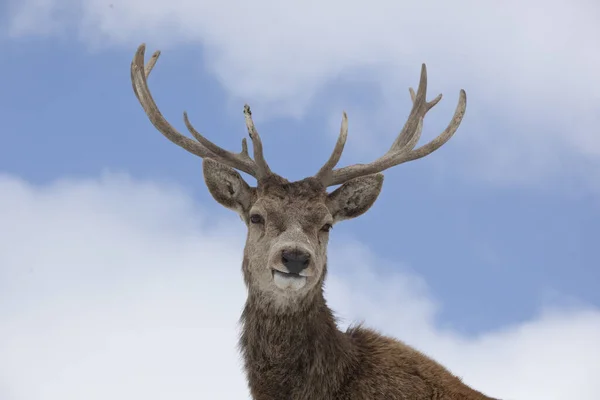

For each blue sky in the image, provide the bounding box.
[1,0,599,399]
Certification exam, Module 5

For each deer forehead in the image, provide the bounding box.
[254,192,331,229]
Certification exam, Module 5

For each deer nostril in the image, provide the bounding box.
[281,249,311,274]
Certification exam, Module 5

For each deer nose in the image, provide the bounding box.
[281,249,311,274]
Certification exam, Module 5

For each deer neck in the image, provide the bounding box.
[239,288,357,399]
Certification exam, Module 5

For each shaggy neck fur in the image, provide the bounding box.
[239,285,499,400]
[239,287,358,399]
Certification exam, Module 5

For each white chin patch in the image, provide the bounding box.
[273,270,307,291]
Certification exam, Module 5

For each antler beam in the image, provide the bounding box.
[130,43,271,180]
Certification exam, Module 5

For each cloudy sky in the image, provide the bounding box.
[1,0,599,399]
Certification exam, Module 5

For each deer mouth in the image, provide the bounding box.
[272,269,307,290]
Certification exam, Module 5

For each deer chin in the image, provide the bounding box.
[272,269,308,291]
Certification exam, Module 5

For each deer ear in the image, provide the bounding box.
[202,159,256,217]
[327,174,384,223]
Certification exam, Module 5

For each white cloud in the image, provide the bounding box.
[0,173,599,399]
[5,0,600,182]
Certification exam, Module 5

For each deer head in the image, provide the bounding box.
[130,44,466,312]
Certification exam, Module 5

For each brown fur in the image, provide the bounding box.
[201,159,499,400]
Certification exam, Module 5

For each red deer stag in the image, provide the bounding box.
[130,43,499,400]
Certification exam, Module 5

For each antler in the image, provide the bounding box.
[315,64,467,187]
[130,43,272,179]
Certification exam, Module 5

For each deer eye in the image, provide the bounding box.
[249,214,264,224]
[320,223,333,233]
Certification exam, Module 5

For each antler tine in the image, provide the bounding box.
[144,49,160,78]
[390,65,443,153]
[325,64,467,187]
[401,89,466,162]
[314,111,349,185]
[182,111,257,175]
[393,86,440,153]
[131,43,258,177]
[243,105,272,179]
